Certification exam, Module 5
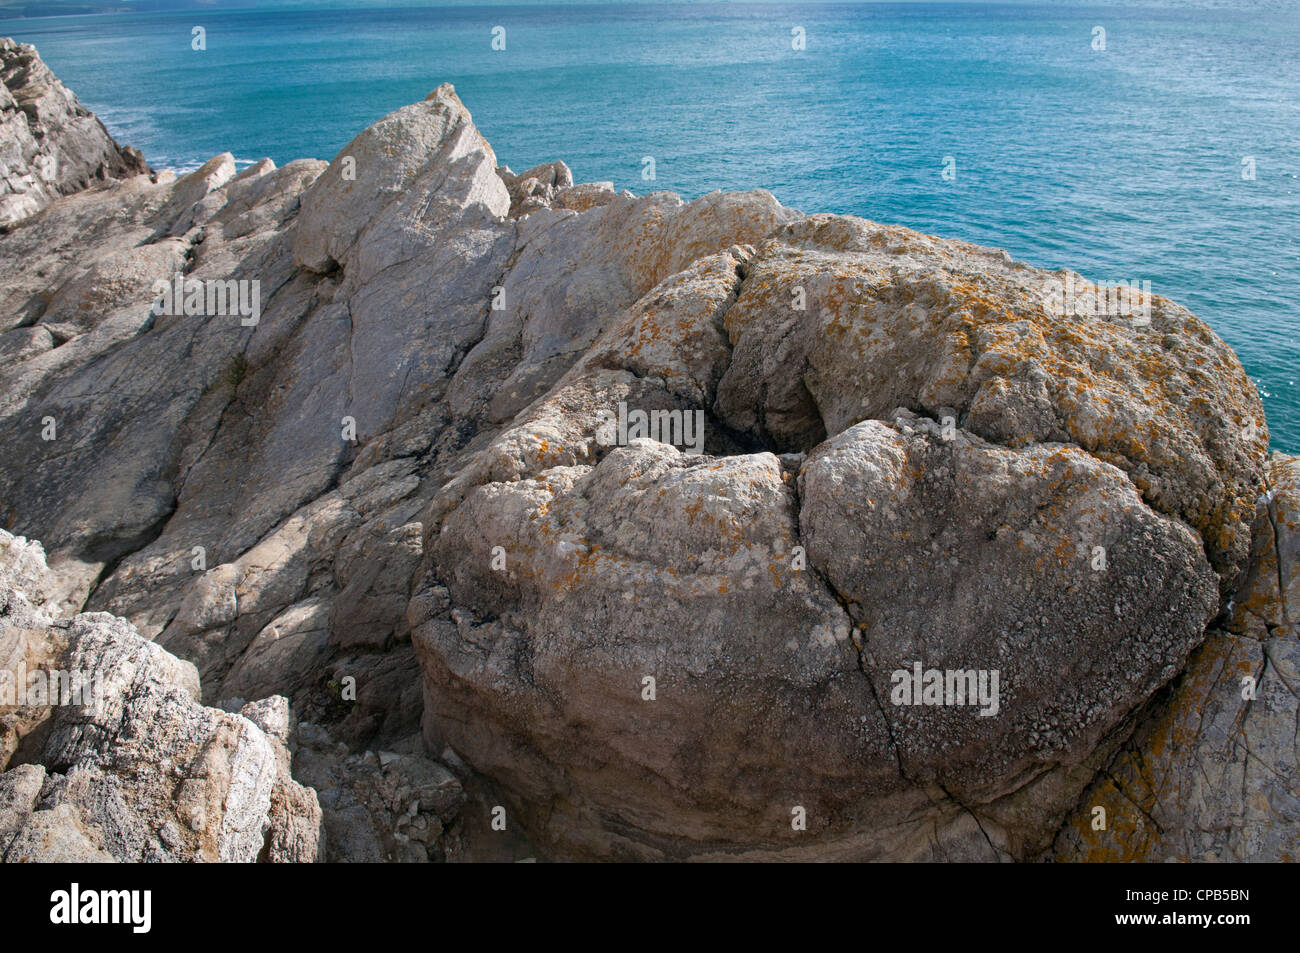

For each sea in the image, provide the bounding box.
[6,1,1298,450]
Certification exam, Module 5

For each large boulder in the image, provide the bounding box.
[412,219,1265,857]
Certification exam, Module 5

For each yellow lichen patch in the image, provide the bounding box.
[1057,773,1160,863]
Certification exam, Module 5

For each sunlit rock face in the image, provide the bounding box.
[0,38,149,230]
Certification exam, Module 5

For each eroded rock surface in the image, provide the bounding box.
[0,529,320,862]
[0,39,149,229]
[1054,452,1300,862]
[0,42,1290,861]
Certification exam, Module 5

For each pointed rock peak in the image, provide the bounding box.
[0,36,150,228]
[178,153,237,190]
[426,82,458,102]
[292,85,509,276]
[233,157,277,182]
[155,152,237,235]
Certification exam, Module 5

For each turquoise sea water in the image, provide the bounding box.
[7,1,1299,450]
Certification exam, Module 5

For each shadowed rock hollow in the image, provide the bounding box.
[0,42,1294,862]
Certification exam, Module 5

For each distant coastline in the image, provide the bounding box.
[0,0,1127,23]
[0,3,130,17]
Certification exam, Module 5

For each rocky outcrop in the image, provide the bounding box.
[0,44,1290,861]
[0,529,320,862]
[0,39,149,230]
[413,223,1261,858]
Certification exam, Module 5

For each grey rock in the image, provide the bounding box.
[0,38,149,229]
[0,45,1289,862]
[0,528,321,862]
[290,724,464,862]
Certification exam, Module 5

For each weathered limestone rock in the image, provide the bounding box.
[0,528,321,862]
[413,211,1263,857]
[799,414,1218,798]
[0,44,1289,862]
[0,38,149,229]
[498,160,574,217]
[713,216,1264,595]
[1054,452,1300,862]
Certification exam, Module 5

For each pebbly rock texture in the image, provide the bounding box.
[1054,451,1300,862]
[0,41,1291,861]
[290,723,466,862]
[0,39,149,230]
